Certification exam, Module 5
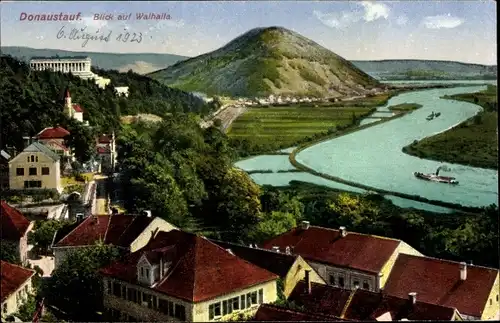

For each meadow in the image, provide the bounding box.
[403,85,498,169]
[228,104,373,148]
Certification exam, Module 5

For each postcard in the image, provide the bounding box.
[0,1,498,322]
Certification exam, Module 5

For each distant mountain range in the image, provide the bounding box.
[2,43,496,88]
[148,27,380,97]
[1,46,188,74]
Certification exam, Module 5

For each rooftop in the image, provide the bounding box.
[30,56,90,60]
[1,261,35,302]
[20,141,61,162]
[254,303,347,321]
[211,240,297,277]
[100,230,279,302]
[289,281,459,321]
[1,200,31,241]
[53,213,155,248]
[261,225,401,274]
[36,126,70,140]
[383,254,499,318]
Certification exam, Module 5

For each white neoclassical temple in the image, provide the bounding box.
[29,56,111,89]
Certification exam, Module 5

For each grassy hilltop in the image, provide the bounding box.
[147,26,380,97]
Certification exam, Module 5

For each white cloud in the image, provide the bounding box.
[422,14,463,29]
[360,1,390,22]
[314,1,390,30]
[396,15,408,26]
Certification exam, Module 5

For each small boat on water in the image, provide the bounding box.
[435,112,441,117]
[426,111,438,121]
[414,166,459,185]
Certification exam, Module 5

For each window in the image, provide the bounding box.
[168,301,174,317]
[338,277,345,288]
[363,281,370,290]
[159,299,169,315]
[353,280,360,289]
[240,295,246,309]
[141,267,144,276]
[146,268,150,278]
[29,167,37,175]
[30,155,35,162]
[16,168,24,176]
[222,300,228,315]
[247,291,257,306]
[258,289,264,304]
[175,304,185,320]
[2,303,6,314]
[27,156,30,162]
[329,275,335,285]
[490,299,492,305]
[143,293,154,308]
[42,167,50,175]
[107,280,112,294]
[497,294,498,302]
[24,285,28,294]
[209,302,222,320]
[127,287,137,302]
[231,297,239,310]
[112,282,121,297]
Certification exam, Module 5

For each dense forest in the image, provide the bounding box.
[0,55,215,159]
[117,120,499,268]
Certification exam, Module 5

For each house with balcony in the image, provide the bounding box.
[212,240,325,297]
[8,142,62,193]
[383,254,500,320]
[286,276,462,321]
[1,261,35,319]
[51,212,178,269]
[99,230,279,322]
[0,201,33,264]
[261,222,423,292]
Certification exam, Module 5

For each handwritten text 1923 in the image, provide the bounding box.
[56,25,143,47]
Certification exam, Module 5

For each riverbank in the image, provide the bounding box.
[402,85,498,170]
[387,103,423,112]
[287,84,496,211]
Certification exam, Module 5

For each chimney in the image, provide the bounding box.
[272,246,280,253]
[304,270,312,294]
[300,221,310,230]
[339,226,347,237]
[285,246,291,255]
[408,292,417,305]
[460,262,467,281]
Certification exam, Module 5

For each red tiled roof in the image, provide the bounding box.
[97,146,110,154]
[100,230,279,302]
[254,304,348,321]
[43,139,69,152]
[98,135,111,144]
[211,240,297,277]
[289,281,458,321]
[1,200,31,241]
[383,254,499,318]
[36,127,70,140]
[72,104,83,112]
[53,214,154,248]
[0,261,35,302]
[261,226,400,273]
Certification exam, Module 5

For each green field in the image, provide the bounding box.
[229,105,373,148]
[403,85,498,169]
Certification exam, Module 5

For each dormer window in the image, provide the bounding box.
[137,255,153,286]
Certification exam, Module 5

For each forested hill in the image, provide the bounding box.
[0,55,214,155]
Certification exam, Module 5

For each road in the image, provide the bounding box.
[200,104,248,133]
[93,174,110,215]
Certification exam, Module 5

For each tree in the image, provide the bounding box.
[328,192,380,227]
[28,220,70,255]
[44,243,120,320]
[249,211,297,243]
[0,242,21,264]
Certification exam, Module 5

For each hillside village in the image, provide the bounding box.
[1,39,499,323]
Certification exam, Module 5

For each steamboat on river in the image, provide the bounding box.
[414,166,459,185]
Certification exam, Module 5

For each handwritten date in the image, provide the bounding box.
[56,25,142,47]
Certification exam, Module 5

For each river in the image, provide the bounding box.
[235,81,498,213]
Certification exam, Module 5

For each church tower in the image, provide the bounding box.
[64,88,73,118]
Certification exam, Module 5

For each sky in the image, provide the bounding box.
[0,1,497,65]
